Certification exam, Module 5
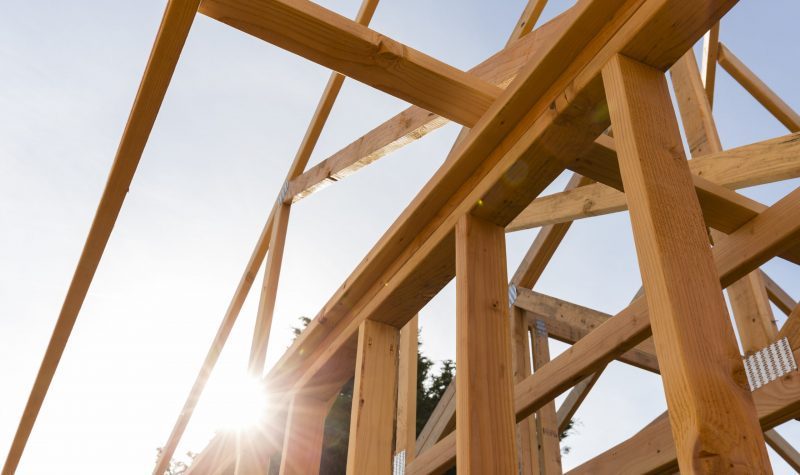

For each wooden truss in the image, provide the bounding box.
[4,0,800,474]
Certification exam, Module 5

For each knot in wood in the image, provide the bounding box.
[375,36,405,68]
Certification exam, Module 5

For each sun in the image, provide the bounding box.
[207,373,269,432]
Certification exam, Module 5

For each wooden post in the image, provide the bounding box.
[396,315,419,464]
[512,306,539,475]
[530,321,562,474]
[279,394,330,475]
[603,53,771,473]
[346,320,399,475]
[455,214,517,475]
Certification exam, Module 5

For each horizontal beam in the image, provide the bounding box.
[284,10,572,203]
[508,131,800,231]
[199,0,501,127]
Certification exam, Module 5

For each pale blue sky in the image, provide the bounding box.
[1,0,798,473]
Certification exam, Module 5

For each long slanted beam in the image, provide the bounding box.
[508,131,800,231]
[265,0,744,410]
[406,185,800,475]
[762,270,798,316]
[717,42,800,132]
[284,10,572,204]
[2,2,202,474]
[199,0,501,128]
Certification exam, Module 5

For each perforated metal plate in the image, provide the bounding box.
[393,450,406,475]
[743,337,797,390]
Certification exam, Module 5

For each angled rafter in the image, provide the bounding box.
[717,42,800,132]
[762,270,798,317]
[701,22,720,107]
[765,429,800,472]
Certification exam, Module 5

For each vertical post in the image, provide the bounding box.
[531,321,562,474]
[670,50,777,356]
[512,306,539,475]
[396,315,419,464]
[279,394,330,475]
[249,202,291,375]
[603,53,771,472]
[455,214,517,475]
[346,320,399,475]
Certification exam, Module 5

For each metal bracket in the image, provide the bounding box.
[277,180,290,204]
[393,450,406,475]
[535,319,548,337]
[508,284,518,308]
[743,337,797,391]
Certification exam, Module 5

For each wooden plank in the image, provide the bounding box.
[249,202,291,374]
[409,188,800,473]
[700,23,720,108]
[284,9,573,204]
[266,0,743,427]
[569,349,800,474]
[670,49,778,356]
[346,320,399,475]
[776,304,800,350]
[556,371,602,433]
[718,42,800,132]
[530,322,562,474]
[200,0,501,127]
[396,315,419,462]
[508,131,800,231]
[455,214,517,474]
[762,270,798,317]
[1,2,201,474]
[279,394,329,474]
[765,429,800,473]
[604,52,769,472]
[415,380,455,455]
[512,307,539,475]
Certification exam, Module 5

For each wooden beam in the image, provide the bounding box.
[765,429,800,473]
[411,186,800,474]
[569,349,800,474]
[670,49,778,356]
[718,42,800,132]
[700,23,720,108]
[530,322,562,474]
[265,0,743,434]
[604,52,769,472]
[507,131,800,231]
[512,307,539,475]
[284,9,573,204]
[776,304,800,351]
[762,270,798,317]
[415,380,455,456]
[455,214,517,474]
[200,0,501,127]
[396,315,419,463]
[278,394,329,474]
[346,320,399,474]
[556,371,602,434]
[2,2,201,474]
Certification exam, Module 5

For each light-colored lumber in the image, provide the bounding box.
[569,348,800,474]
[507,131,800,231]
[267,0,742,406]
[415,381,455,455]
[762,270,798,317]
[279,394,329,475]
[556,371,602,434]
[604,52,769,472]
[670,49,778,356]
[455,214,517,474]
[776,304,800,351]
[530,321,562,474]
[4,2,201,474]
[701,23,720,108]
[512,307,539,475]
[346,320,399,475]
[718,42,800,132]
[249,202,291,374]
[765,429,800,473]
[154,0,382,463]
[396,315,419,463]
[200,0,501,128]
[284,10,572,204]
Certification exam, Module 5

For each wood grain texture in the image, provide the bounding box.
[200,0,500,127]
[512,307,539,475]
[455,214,517,474]
[396,315,419,462]
[701,23,720,107]
[604,52,769,473]
[530,322,562,474]
[508,131,800,231]
[764,429,800,473]
[718,42,800,132]
[346,320,399,475]
[762,270,798,317]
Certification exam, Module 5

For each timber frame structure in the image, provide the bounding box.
[4,0,800,474]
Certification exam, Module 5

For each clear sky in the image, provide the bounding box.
[1,0,798,473]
